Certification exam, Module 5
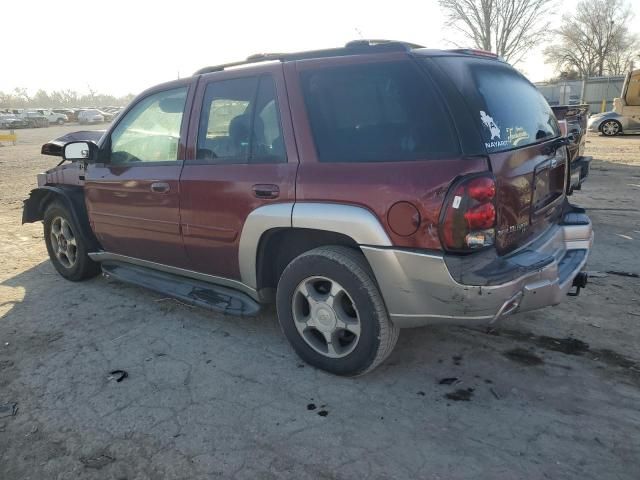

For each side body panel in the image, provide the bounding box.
[180,64,298,280]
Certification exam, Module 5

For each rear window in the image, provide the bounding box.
[300,61,460,162]
[432,57,559,153]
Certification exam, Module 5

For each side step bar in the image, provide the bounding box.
[101,262,261,316]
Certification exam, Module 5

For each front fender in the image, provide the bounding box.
[22,185,101,251]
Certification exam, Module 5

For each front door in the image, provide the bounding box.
[85,82,193,268]
[180,65,298,280]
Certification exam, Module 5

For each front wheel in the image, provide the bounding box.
[56,118,64,125]
[601,120,621,136]
[43,202,100,281]
[276,246,399,376]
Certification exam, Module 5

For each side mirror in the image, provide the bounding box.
[63,141,98,162]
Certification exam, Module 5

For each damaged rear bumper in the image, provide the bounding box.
[362,212,593,328]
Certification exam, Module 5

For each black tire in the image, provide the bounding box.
[56,118,64,125]
[43,201,100,281]
[600,120,622,136]
[276,246,399,376]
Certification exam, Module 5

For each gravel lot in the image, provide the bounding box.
[1,126,639,479]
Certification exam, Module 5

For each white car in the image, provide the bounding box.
[78,110,105,124]
[36,109,68,125]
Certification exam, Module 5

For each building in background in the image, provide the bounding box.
[535,76,626,113]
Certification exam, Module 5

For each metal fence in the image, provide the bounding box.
[535,76,625,113]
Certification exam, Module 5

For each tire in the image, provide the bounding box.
[56,118,64,125]
[43,202,100,281]
[600,120,621,136]
[276,246,399,376]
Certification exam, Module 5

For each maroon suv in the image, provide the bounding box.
[23,41,593,376]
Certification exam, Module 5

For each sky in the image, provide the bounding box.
[2,0,639,97]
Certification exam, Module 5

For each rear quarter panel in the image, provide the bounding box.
[283,58,488,250]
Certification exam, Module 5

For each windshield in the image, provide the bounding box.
[430,57,559,153]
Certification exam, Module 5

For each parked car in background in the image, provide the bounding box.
[96,109,115,122]
[19,111,49,128]
[551,104,591,194]
[588,69,640,136]
[0,113,29,129]
[53,109,78,122]
[35,109,68,125]
[24,41,593,376]
[78,109,105,124]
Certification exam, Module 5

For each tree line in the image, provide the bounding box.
[0,87,136,109]
[439,0,637,79]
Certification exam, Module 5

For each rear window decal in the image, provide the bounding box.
[480,111,500,139]
[506,127,530,146]
[481,111,511,150]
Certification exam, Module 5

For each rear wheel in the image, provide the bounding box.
[44,202,100,281]
[601,120,621,136]
[276,246,399,376]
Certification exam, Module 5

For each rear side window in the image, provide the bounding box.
[300,61,460,163]
[197,75,286,164]
[432,57,559,153]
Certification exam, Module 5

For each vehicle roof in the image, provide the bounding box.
[194,40,504,75]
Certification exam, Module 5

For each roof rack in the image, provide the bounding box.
[194,39,424,75]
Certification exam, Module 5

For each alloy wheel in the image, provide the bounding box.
[49,216,78,268]
[291,276,361,358]
[602,121,620,136]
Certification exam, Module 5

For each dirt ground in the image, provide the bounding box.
[0,126,639,479]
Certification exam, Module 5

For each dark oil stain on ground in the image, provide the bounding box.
[485,328,640,386]
[445,388,474,401]
[504,347,544,366]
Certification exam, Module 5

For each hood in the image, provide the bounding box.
[41,130,105,157]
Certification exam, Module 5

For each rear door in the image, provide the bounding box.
[85,81,194,268]
[180,64,297,280]
[430,56,565,254]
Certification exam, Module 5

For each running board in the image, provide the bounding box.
[101,262,261,316]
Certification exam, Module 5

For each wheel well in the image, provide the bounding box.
[23,185,101,251]
[256,228,361,299]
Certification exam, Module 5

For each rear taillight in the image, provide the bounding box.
[440,174,497,251]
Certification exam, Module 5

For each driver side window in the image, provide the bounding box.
[110,87,187,164]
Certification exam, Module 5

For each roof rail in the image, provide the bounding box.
[195,40,424,75]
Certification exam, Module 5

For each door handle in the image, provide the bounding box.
[252,184,280,199]
[150,182,170,193]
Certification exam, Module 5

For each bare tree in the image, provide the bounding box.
[544,0,637,77]
[439,0,553,64]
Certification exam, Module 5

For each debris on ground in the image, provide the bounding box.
[317,410,329,417]
[108,370,128,382]
[80,453,115,469]
[438,377,458,385]
[307,403,316,410]
[0,402,18,418]
[489,388,501,400]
